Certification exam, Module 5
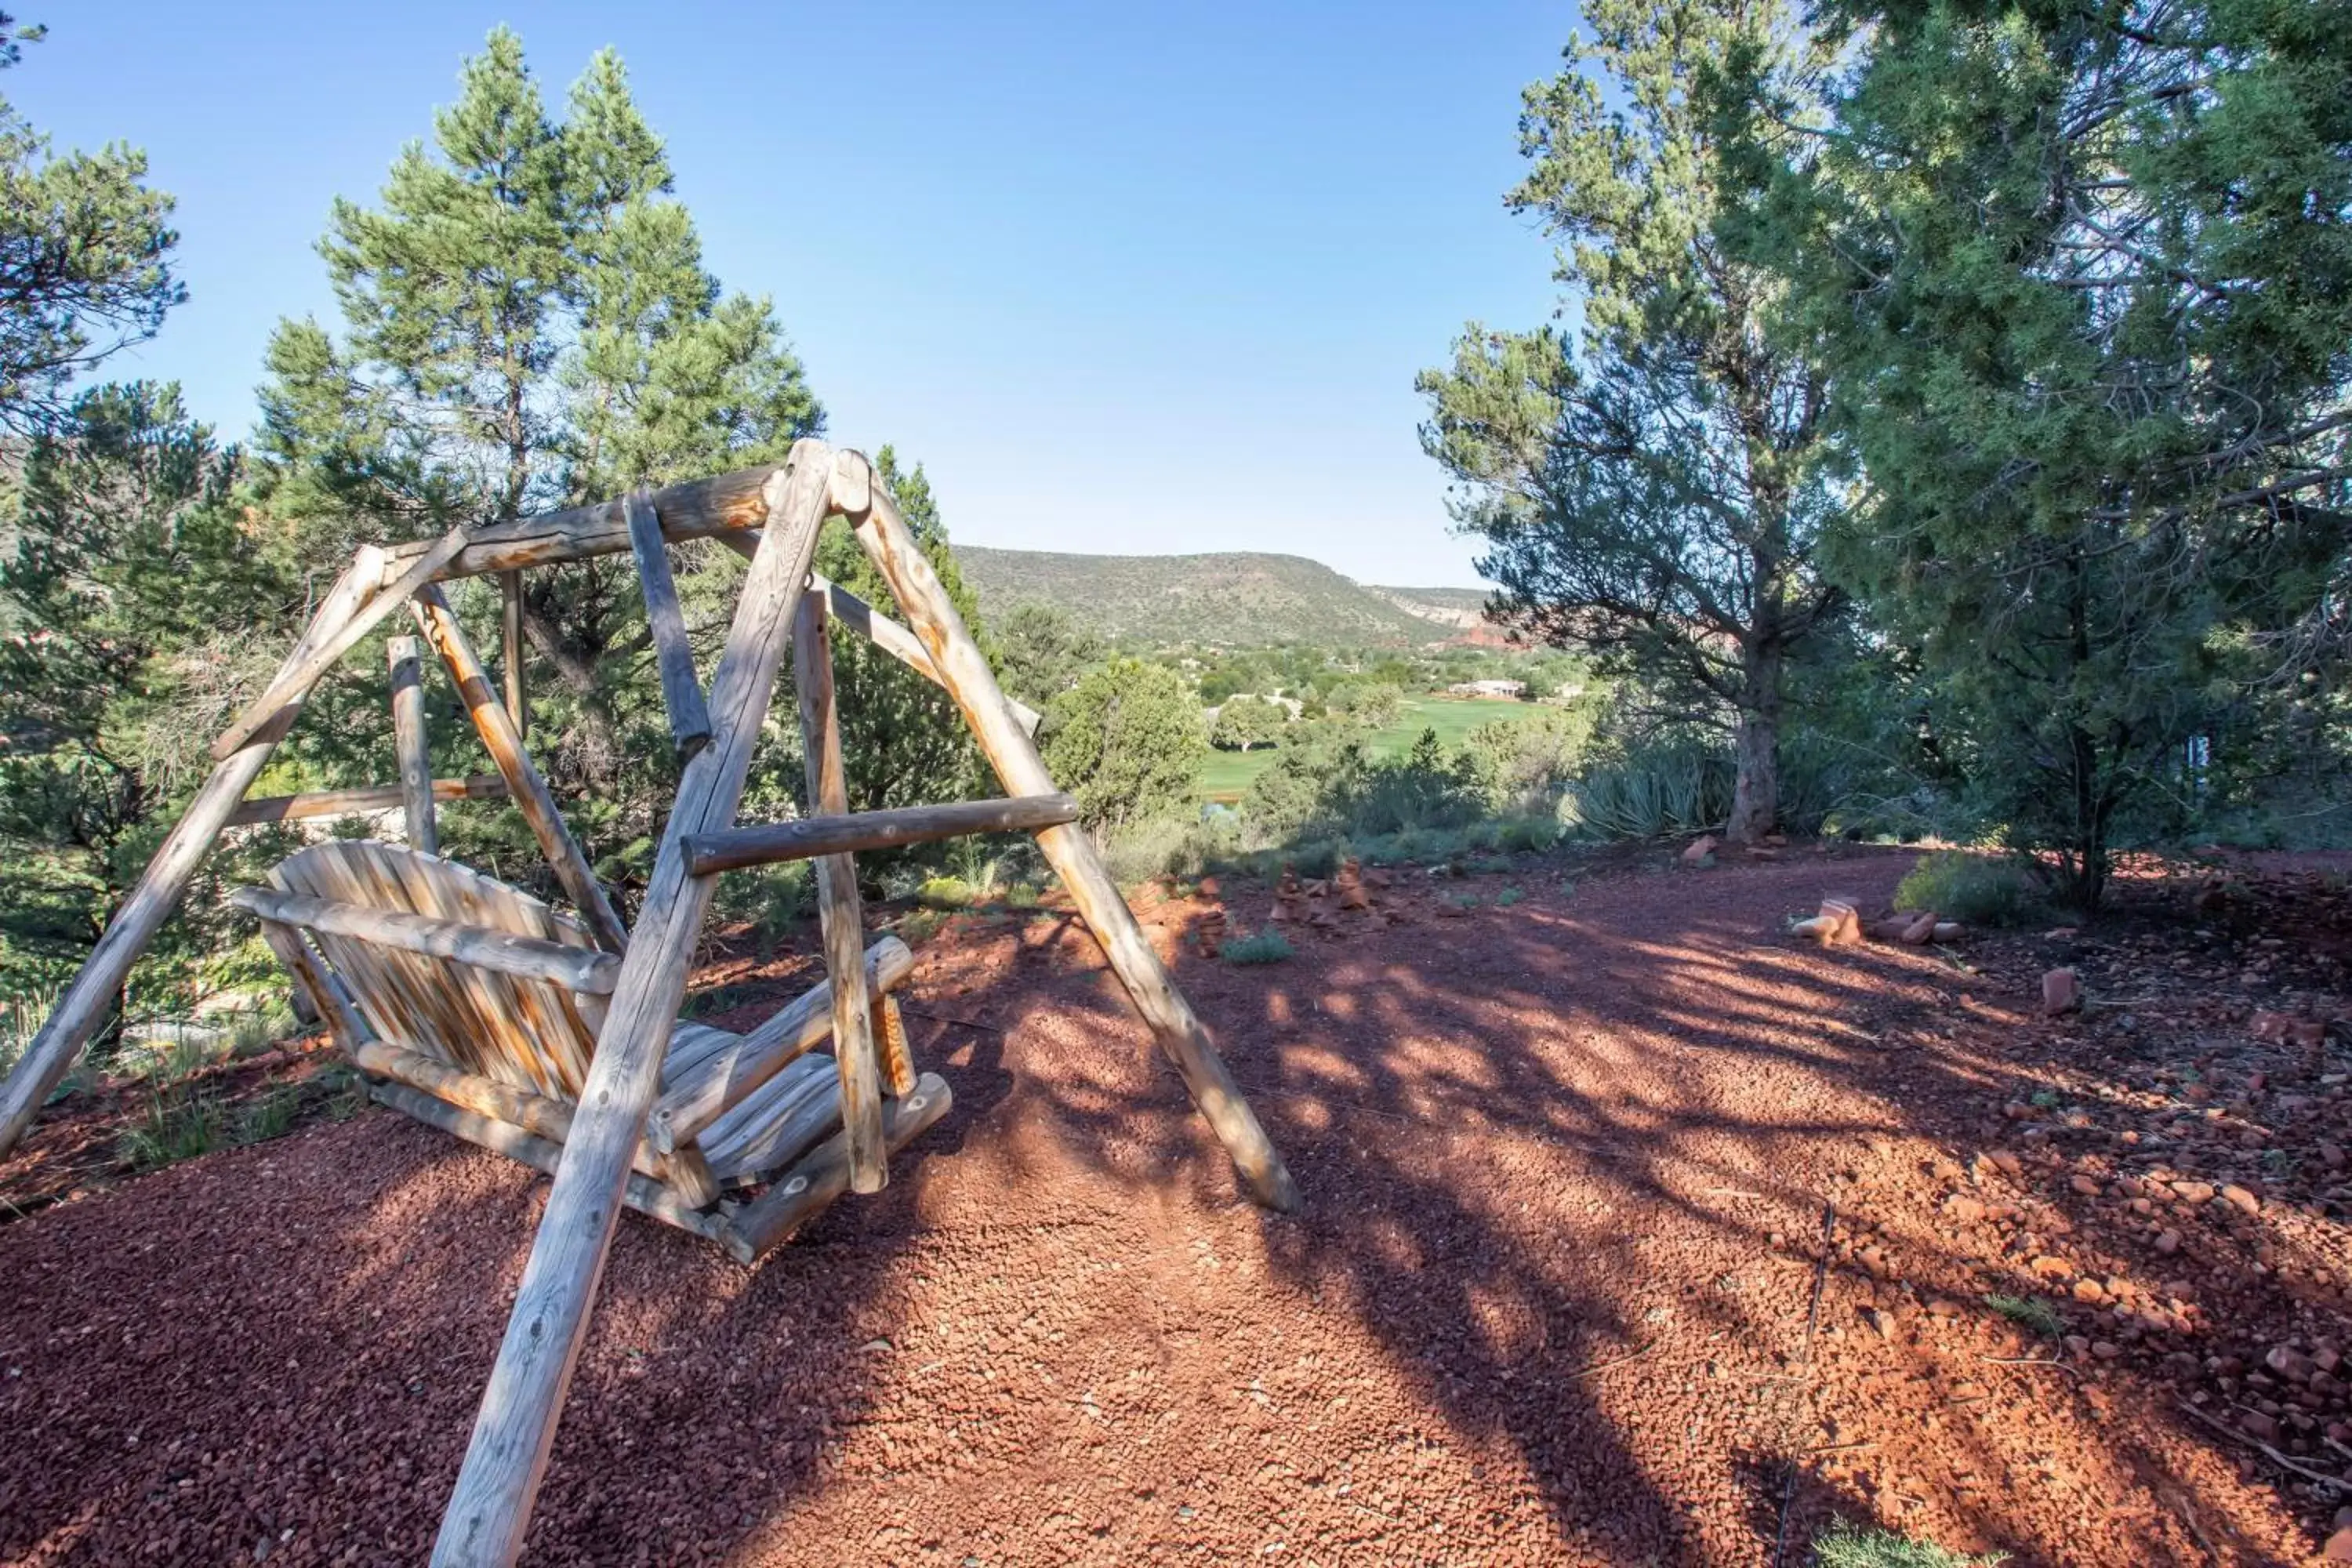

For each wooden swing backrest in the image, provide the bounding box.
[270,841,603,1099]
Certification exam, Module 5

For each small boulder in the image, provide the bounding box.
[2221,1184,2260,1216]
[2267,1345,2315,1382]
[2240,1410,2279,1443]
[2154,1229,2183,1255]
[2323,1526,2352,1563]
[2042,968,2082,1016]
[1681,834,1719,866]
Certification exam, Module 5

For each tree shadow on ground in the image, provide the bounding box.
[0,850,2333,1564]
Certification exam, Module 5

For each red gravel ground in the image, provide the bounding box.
[2,844,2347,1565]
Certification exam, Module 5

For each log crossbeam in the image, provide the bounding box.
[681,793,1078,877]
[228,775,510,828]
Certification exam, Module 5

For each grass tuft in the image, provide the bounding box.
[1983,1293,2064,1338]
[118,1086,225,1171]
[1813,1519,2006,1567]
[1219,931,1295,965]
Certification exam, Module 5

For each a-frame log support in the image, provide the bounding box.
[0,546,386,1158]
[835,448,1300,1214]
[431,441,837,1567]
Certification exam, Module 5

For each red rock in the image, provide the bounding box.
[1196,876,1221,900]
[2324,1526,2352,1562]
[2069,1174,2102,1196]
[2221,1185,2259,1215]
[2321,1143,2347,1171]
[2072,1278,2109,1304]
[1899,910,1938,946]
[2091,1341,2122,1359]
[2172,1181,2215,1204]
[1681,835,1719,866]
[2031,1255,2073,1279]
[2241,1410,2280,1443]
[1944,1194,1987,1224]
[2154,1229,2183,1255]
[2042,968,2082,1016]
[1986,1149,2024,1178]
[2267,1345,2315,1381]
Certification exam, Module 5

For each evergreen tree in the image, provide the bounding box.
[1042,658,1207,838]
[256,31,826,904]
[0,386,303,1014]
[1755,0,2352,903]
[991,601,1106,711]
[0,14,184,429]
[1418,0,1846,843]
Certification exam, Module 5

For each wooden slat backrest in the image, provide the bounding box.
[270,842,604,1100]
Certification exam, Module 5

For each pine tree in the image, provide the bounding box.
[255,31,827,902]
[0,13,184,429]
[1418,0,1846,843]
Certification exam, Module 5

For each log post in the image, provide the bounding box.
[499,569,526,739]
[792,588,886,1194]
[389,635,438,854]
[411,585,628,956]
[624,489,713,760]
[0,548,385,1162]
[837,450,1298,1213]
[431,441,836,1568]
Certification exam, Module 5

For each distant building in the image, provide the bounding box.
[1447,678,1525,699]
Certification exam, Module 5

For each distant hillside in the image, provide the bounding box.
[1367,585,1494,630]
[956,546,1485,648]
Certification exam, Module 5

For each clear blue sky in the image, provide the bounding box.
[13,2,1571,586]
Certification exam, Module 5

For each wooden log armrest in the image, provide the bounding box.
[648,935,915,1154]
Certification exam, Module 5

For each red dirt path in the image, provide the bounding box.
[1,847,2346,1565]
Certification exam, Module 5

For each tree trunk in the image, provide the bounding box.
[1726,642,1782,844]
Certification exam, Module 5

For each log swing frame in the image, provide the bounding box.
[0,438,1298,1567]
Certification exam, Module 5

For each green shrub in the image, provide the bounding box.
[1813,1519,2006,1567]
[1219,931,1294,965]
[917,874,982,909]
[1496,887,1524,907]
[1893,851,2037,926]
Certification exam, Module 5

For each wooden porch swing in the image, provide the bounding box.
[0,440,1297,1566]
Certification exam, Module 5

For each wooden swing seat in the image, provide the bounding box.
[231,840,949,1261]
